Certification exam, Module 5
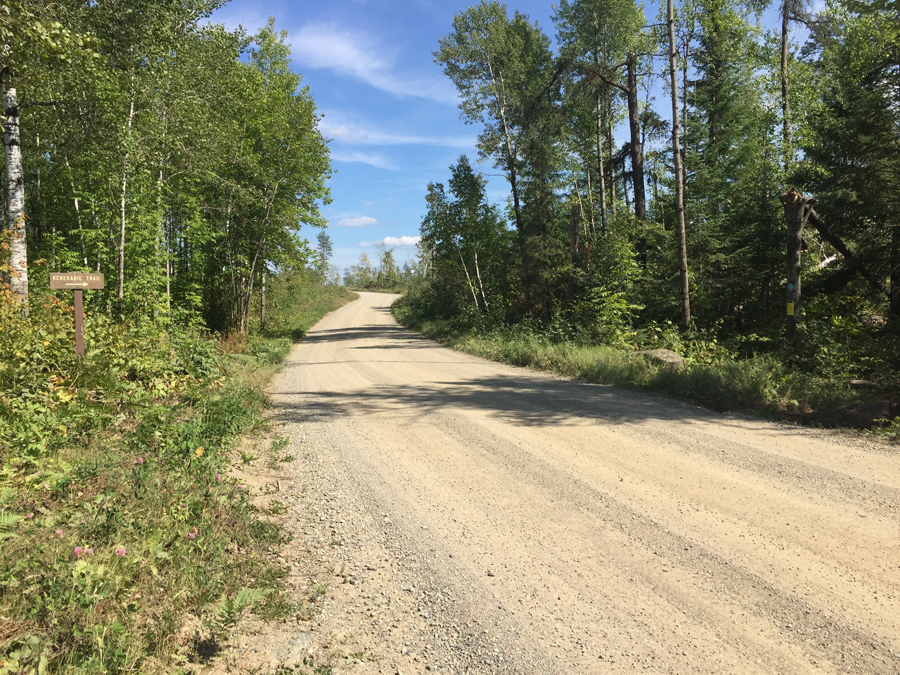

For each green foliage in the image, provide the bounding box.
[0,510,24,540]
[0,273,353,672]
[394,306,879,421]
[415,0,899,405]
[420,156,515,314]
[262,268,354,341]
[7,5,330,333]
[214,587,274,631]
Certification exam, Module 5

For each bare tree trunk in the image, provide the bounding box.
[504,132,528,296]
[165,211,171,312]
[474,248,489,312]
[244,180,283,331]
[625,53,646,221]
[488,64,530,303]
[585,166,596,236]
[568,203,581,302]
[2,83,27,304]
[780,189,815,340]
[63,153,88,267]
[574,183,589,240]
[781,1,791,173]
[607,105,617,221]
[36,135,47,266]
[806,208,885,295]
[91,209,101,271]
[682,41,690,191]
[117,87,136,321]
[595,94,608,237]
[669,0,691,331]
[891,225,900,319]
[260,264,266,330]
[457,244,479,309]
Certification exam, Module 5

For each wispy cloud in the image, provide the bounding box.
[330,150,397,171]
[360,235,421,247]
[292,24,457,105]
[336,216,379,227]
[320,118,474,149]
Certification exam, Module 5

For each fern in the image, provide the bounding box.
[0,511,24,540]
[214,587,273,629]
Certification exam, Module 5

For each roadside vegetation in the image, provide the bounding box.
[394,286,899,440]
[0,2,349,669]
[0,271,353,673]
[393,0,899,438]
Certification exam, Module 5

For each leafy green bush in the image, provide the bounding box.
[393,299,894,428]
[0,276,356,672]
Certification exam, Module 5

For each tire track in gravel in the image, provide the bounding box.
[267,292,900,675]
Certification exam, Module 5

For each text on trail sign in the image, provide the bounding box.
[50,273,105,290]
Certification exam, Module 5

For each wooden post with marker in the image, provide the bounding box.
[50,273,105,357]
[779,190,815,341]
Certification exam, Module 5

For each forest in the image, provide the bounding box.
[1,0,330,332]
[396,0,900,421]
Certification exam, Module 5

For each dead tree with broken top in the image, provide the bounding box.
[780,189,815,340]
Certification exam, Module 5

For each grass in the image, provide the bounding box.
[392,306,898,435]
[0,279,357,673]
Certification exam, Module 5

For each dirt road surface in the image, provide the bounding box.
[263,291,900,675]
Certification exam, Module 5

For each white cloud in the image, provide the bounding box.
[320,118,474,149]
[336,216,379,227]
[293,24,457,105]
[360,235,421,247]
[330,150,397,171]
[385,236,420,247]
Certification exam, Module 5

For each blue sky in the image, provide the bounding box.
[210,0,794,276]
[210,0,562,275]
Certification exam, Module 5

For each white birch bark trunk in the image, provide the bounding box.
[669,0,691,331]
[64,153,88,267]
[2,84,27,302]
[456,244,479,310]
[117,88,136,320]
[595,93,608,237]
[474,248,489,312]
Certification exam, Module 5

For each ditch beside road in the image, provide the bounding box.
[223,291,900,674]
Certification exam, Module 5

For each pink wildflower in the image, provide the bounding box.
[188,532,196,539]
[73,546,84,557]
[115,547,126,556]
[135,456,144,465]
[85,548,94,555]
[54,529,63,538]
[215,474,221,482]
[25,513,33,519]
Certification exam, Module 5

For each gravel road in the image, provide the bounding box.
[263,291,900,675]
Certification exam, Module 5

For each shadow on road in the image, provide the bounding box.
[300,325,434,348]
[269,370,713,430]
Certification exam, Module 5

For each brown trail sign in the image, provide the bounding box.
[50,273,105,356]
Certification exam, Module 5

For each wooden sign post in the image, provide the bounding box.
[49,273,105,357]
